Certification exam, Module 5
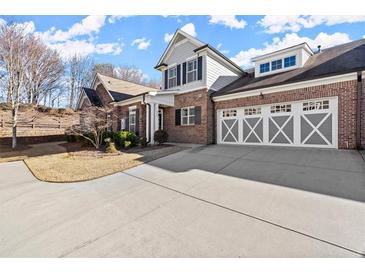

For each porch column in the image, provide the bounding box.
[149,103,159,144]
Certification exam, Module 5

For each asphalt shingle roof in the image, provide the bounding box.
[213,38,365,97]
[97,73,158,102]
[82,87,102,107]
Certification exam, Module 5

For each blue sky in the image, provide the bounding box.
[1,15,365,81]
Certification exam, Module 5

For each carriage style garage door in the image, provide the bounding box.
[217,97,338,148]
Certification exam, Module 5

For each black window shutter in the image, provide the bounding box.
[135,109,139,135]
[164,70,168,89]
[125,117,129,131]
[177,64,181,86]
[175,109,181,126]
[182,62,187,84]
[195,106,201,125]
[197,56,203,81]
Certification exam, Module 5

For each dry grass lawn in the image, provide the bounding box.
[0,142,81,163]
[1,141,184,182]
[24,151,143,182]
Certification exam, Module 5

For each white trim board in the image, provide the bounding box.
[213,72,358,102]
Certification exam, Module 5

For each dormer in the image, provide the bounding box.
[252,42,314,78]
[155,29,244,92]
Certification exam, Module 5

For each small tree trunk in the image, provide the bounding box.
[12,107,17,149]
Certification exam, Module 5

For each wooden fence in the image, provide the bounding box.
[0,116,77,130]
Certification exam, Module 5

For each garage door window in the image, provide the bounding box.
[303,100,329,111]
[270,104,291,113]
[223,110,237,117]
[244,107,261,115]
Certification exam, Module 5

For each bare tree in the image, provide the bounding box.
[114,65,161,88]
[66,54,93,109]
[24,36,64,105]
[114,65,145,84]
[93,63,114,77]
[67,106,115,149]
[0,23,30,148]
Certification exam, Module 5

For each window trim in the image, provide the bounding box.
[181,106,195,126]
[168,66,177,88]
[284,55,296,68]
[260,62,270,73]
[271,59,282,71]
[129,109,137,132]
[186,58,197,84]
[270,104,292,113]
[244,107,262,116]
[222,109,237,118]
[303,100,330,111]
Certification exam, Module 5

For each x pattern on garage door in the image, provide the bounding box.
[218,98,338,148]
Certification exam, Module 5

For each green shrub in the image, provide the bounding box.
[154,130,168,145]
[115,130,139,148]
[102,131,117,144]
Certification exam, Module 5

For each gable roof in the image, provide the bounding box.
[194,44,245,74]
[82,87,102,107]
[96,73,158,102]
[251,42,314,61]
[213,38,365,97]
[154,29,205,69]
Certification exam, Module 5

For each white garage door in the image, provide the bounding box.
[217,97,338,148]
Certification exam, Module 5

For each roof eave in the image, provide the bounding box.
[194,44,245,74]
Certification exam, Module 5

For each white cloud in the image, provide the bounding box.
[259,15,365,34]
[164,22,197,43]
[38,15,106,43]
[209,15,247,29]
[49,40,123,59]
[164,33,174,43]
[0,19,35,34]
[108,15,131,24]
[231,32,352,67]
[17,21,36,34]
[181,23,197,37]
[131,37,151,50]
[216,43,230,54]
[0,18,6,26]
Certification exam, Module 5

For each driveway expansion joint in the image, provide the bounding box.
[123,171,365,257]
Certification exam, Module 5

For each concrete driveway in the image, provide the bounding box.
[0,145,364,257]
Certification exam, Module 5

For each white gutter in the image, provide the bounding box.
[213,72,357,102]
[111,95,143,106]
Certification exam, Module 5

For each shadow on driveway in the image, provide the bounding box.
[147,145,365,203]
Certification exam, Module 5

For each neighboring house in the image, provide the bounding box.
[78,30,365,149]
[76,73,158,137]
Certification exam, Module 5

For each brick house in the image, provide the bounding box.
[78,29,365,149]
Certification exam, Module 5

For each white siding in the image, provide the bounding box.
[165,40,197,65]
[162,40,206,92]
[254,47,312,78]
[206,54,240,91]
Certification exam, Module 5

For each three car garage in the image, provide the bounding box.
[217,97,338,148]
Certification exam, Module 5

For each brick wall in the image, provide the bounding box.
[111,102,146,138]
[361,76,365,149]
[163,89,214,144]
[96,84,113,106]
[214,80,359,149]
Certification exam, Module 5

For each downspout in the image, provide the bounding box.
[356,71,363,150]
[142,94,152,144]
[210,92,216,144]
